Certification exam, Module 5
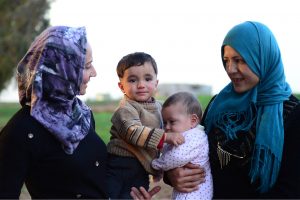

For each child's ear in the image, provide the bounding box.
[191,114,199,126]
[118,82,125,93]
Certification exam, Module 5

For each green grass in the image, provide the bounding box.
[0,97,212,144]
[0,102,113,143]
[198,95,213,110]
[0,103,21,128]
[93,112,113,144]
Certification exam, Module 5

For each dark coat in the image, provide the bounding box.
[203,95,300,199]
[0,105,108,199]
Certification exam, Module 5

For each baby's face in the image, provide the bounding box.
[162,102,194,133]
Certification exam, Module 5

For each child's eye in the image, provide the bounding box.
[145,77,153,81]
[128,79,136,83]
[170,120,176,125]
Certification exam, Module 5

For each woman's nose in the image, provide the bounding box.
[91,66,97,77]
[226,60,238,73]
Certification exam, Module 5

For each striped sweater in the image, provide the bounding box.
[107,96,164,175]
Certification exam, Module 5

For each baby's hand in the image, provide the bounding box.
[165,132,185,146]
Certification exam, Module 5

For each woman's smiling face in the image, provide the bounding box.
[80,42,97,95]
[223,45,260,93]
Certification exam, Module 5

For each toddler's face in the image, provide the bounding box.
[162,102,195,133]
[118,62,158,102]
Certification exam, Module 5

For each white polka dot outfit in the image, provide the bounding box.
[152,125,213,200]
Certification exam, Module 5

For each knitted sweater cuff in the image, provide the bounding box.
[148,129,164,149]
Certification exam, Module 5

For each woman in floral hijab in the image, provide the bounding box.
[0,26,108,198]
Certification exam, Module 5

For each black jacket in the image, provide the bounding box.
[203,95,300,199]
[0,105,108,199]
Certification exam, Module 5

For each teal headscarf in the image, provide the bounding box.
[204,21,291,192]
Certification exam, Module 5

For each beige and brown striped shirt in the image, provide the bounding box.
[107,96,164,175]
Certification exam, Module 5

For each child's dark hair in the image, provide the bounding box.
[162,91,202,121]
[116,52,158,78]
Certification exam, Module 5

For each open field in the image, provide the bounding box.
[0,95,214,131]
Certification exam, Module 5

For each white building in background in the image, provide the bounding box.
[156,83,212,97]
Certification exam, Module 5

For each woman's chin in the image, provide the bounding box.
[79,89,87,95]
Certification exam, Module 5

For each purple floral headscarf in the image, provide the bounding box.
[17,26,91,154]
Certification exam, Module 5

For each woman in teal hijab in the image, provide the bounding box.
[162,21,300,199]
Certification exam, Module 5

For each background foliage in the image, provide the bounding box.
[0,0,52,92]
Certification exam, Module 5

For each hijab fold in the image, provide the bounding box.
[17,26,91,154]
[204,21,291,192]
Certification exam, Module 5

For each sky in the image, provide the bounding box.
[1,0,299,102]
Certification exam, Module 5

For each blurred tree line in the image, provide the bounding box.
[0,0,52,93]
